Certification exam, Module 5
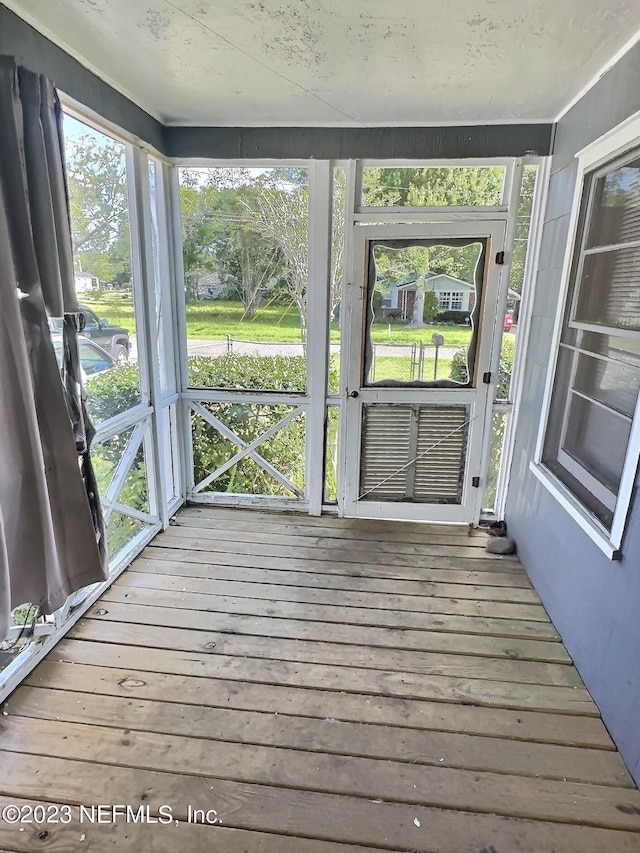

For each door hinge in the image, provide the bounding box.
[495,250,505,265]
[472,476,480,488]
[482,371,492,384]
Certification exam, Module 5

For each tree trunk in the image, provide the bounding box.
[410,286,425,327]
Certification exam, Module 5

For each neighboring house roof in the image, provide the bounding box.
[199,272,221,286]
[396,272,474,292]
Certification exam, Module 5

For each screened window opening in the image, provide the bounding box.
[360,166,506,208]
[178,167,309,392]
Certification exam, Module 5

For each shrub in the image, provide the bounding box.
[423,291,440,323]
[86,354,340,501]
[449,335,515,396]
[85,363,140,425]
[435,310,471,325]
[188,355,313,495]
[381,309,403,323]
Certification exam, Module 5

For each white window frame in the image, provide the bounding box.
[531,109,640,559]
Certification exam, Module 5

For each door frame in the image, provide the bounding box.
[339,219,509,523]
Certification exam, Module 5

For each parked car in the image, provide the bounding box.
[504,311,514,331]
[48,305,131,362]
[52,334,117,379]
[77,303,130,362]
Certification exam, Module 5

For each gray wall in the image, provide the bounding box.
[164,124,553,160]
[506,41,640,785]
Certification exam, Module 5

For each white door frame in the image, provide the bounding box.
[340,219,508,523]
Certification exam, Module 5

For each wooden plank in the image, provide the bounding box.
[172,514,492,547]
[83,596,561,640]
[1,719,640,830]
[181,505,490,540]
[0,795,391,853]
[3,753,640,853]
[48,638,597,714]
[69,618,577,686]
[123,563,541,603]
[7,686,632,787]
[70,610,572,664]
[133,553,533,589]
[155,526,512,562]
[25,659,614,748]
[100,583,550,624]
[144,543,525,576]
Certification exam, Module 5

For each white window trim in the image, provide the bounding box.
[533,108,640,559]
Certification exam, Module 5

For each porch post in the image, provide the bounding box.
[306,161,333,515]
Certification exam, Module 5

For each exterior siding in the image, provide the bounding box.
[506,41,640,785]
[163,124,554,160]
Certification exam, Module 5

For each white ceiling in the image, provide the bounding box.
[5,0,640,126]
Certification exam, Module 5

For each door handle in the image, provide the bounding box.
[349,390,359,398]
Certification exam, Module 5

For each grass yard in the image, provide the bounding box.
[371,356,454,383]
[85,292,473,348]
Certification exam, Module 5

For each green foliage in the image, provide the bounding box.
[509,166,538,297]
[189,354,309,392]
[450,334,515,397]
[65,132,131,285]
[362,166,504,207]
[422,290,440,323]
[85,363,140,424]
[85,364,148,557]
[435,310,471,325]
[190,355,316,495]
[482,412,507,511]
[496,335,516,399]
[87,355,340,503]
[449,349,469,384]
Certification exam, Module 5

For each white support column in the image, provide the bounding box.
[306,161,333,515]
[473,159,522,521]
[336,161,358,515]
[496,157,552,519]
[167,165,194,499]
[127,147,167,526]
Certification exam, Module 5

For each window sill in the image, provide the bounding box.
[528,461,622,561]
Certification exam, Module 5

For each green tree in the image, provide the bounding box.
[364,167,504,327]
[255,183,310,342]
[179,175,281,316]
[254,170,345,341]
[362,166,504,207]
[509,166,538,321]
[65,133,131,284]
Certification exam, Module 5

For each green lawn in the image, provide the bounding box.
[86,293,473,347]
[371,356,454,383]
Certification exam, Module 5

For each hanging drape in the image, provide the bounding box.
[0,56,107,641]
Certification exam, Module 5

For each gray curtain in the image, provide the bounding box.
[0,57,107,640]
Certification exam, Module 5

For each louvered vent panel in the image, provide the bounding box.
[359,404,468,503]
[360,405,412,499]
[414,406,468,502]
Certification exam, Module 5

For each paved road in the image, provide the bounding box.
[185,338,462,359]
[128,337,464,362]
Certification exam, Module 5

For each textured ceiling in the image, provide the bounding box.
[4,0,640,126]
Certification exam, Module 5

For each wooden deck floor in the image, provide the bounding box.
[1,506,640,852]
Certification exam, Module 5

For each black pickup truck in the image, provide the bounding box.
[76,303,130,362]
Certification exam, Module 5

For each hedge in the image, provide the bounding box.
[86,355,339,521]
